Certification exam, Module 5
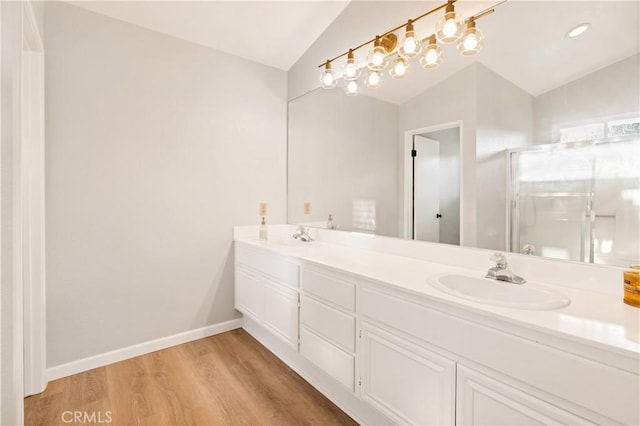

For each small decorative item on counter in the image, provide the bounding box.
[623,264,640,307]
[259,216,268,241]
[327,214,335,230]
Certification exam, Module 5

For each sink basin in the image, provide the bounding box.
[427,274,570,310]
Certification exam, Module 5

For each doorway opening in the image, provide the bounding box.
[403,123,461,245]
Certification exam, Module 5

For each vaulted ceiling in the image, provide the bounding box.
[67,1,639,103]
[67,1,350,70]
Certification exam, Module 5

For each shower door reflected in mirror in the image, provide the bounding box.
[509,137,640,267]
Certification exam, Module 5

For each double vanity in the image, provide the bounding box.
[233,225,639,425]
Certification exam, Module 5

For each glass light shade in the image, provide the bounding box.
[436,11,464,44]
[343,57,361,81]
[365,70,383,88]
[389,57,409,80]
[344,80,359,96]
[420,41,443,69]
[320,62,337,89]
[398,30,422,59]
[457,26,484,56]
[343,60,361,80]
[367,45,388,71]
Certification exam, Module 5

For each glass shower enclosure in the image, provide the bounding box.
[508,136,639,267]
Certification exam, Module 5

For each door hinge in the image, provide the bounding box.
[358,378,362,387]
[359,329,362,339]
[411,149,417,157]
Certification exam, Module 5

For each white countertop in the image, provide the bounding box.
[234,234,640,362]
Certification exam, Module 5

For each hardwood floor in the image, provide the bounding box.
[25,329,358,426]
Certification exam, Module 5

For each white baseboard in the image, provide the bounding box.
[46,318,243,382]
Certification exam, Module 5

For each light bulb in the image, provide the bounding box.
[463,33,478,50]
[320,60,337,89]
[457,20,484,56]
[398,20,422,59]
[443,18,459,37]
[343,49,361,81]
[390,56,409,80]
[419,36,443,69]
[436,2,463,44]
[367,36,389,71]
[344,80,359,96]
[365,70,383,88]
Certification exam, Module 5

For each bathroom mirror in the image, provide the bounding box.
[288,1,640,267]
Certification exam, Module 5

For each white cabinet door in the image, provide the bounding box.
[456,365,593,425]
[235,266,264,321]
[264,281,299,349]
[360,323,456,425]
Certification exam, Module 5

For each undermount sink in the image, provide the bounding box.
[427,273,570,310]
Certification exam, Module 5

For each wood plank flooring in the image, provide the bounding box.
[25,329,358,426]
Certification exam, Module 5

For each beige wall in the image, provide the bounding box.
[45,2,287,367]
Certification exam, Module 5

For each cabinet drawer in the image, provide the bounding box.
[236,244,299,288]
[301,267,355,311]
[300,326,355,391]
[301,296,355,352]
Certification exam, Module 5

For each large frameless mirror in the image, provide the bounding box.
[287,1,640,267]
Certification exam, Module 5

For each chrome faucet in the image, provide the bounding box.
[292,226,313,242]
[486,253,526,284]
[521,244,536,255]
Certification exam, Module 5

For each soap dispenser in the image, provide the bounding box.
[259,216,268,241]
[327,214,335,230]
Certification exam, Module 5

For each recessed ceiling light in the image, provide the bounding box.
[566,23,591,38]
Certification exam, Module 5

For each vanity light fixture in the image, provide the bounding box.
[344,80,360,96]
[435,1,464,44]
[317,0,496,95]
[367,35,396,71]
[566,23,591,38]
[398,19,422,59]
[343,49,361,80]
[320,60,337,89]
[420,35,444,69]
[365,70,384,88]
[390,56,409,79]
[457,18,484,56]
